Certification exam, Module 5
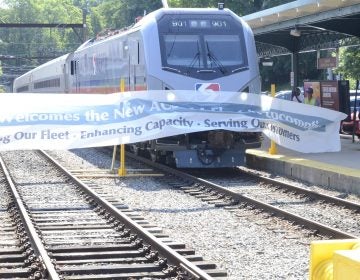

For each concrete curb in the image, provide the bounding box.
[245,149,360,195]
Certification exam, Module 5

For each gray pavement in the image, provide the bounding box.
[245,134,360,194]
[258,134,360,170]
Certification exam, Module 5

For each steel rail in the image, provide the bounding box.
[40,150,215,280]
[237,168,360,213]
[126,152,359,240]
[0,156,61,280]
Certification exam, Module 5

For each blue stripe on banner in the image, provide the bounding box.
[0,101,332,132]
[0,90,347,152]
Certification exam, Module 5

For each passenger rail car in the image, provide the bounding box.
[13,54,73,93]
[13,7,262,168]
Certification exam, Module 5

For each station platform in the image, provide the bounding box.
[245,135,360,195]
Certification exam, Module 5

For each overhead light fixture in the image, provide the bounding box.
[262,57,273,67]
[290,28,301,37]
[262,61,273,67]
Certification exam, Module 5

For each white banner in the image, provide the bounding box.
[0,91,346,152]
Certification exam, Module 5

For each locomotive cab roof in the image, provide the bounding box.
[77,7,240,50]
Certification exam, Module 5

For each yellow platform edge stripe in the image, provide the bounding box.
[246,149,360,178]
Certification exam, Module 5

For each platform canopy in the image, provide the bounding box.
[243,0,360,57]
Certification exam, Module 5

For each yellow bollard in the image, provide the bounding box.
[309,239,360,280]
[333,250,360,280]
[268,140,278,155]
[118,78,127,176]
[268,84,277,155]
[312,259,333,280]
[118,143,126,176]
[352,242,360,250]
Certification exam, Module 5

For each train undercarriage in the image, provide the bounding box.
[129,130,262,168]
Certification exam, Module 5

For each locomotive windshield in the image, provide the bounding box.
[158,14,248,79]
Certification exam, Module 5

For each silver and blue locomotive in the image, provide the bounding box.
[13,7,262,168]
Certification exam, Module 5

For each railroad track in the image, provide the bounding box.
[0,168,46,279]
[44,147,360,279]
[123,152,360,240]
[0,150,227,279]
[198,170,360,236]
[50,147,360,240]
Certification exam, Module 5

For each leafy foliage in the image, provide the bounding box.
[168,0,290,15]
[0,0,358,91]
[336,47,360,88]
[93,1,162,30]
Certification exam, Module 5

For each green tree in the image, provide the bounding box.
[0,0,358,92]
[1,0,83,58]
[0,0,86,87]
[336,47,360,88]
[168,0,292,15]
[94,0,162,29]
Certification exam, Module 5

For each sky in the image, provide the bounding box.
[0,0,7,9]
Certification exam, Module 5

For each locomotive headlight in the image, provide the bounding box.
[189,20,211,29]
[200,20,209,28]
[189,20,198,28]
[260,95,272,111]
[166,92,176,101]
[239,92,248,101]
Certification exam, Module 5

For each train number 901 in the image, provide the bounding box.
[171,20,187,27]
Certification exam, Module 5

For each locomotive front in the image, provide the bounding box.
[137,8,262,168]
